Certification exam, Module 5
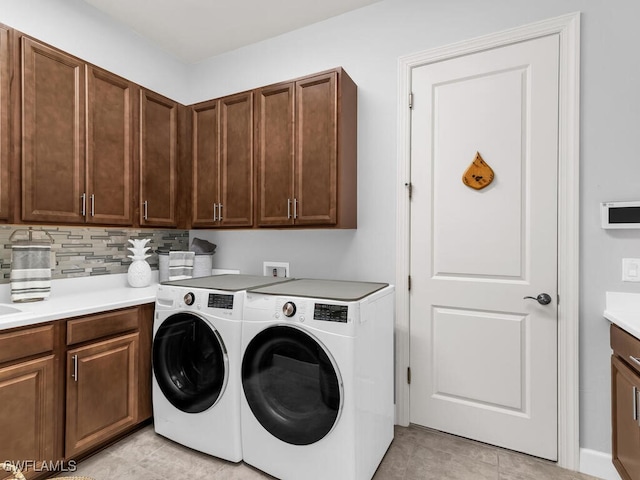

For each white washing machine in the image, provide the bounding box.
[240,278,395,480]
[152,274,291,462]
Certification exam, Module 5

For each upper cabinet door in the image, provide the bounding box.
[0,25,10,222]
[86,66,135,226]
[255,83,295,226]
[219,92,253,227]
[191,99,220,227]
[139,89,177,227]
[295,72,338,226]
[21,37,86,224]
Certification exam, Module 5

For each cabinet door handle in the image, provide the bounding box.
[71,354,78,382]
[293,198,298,219]
[219,203,223,221]
[143,201,148,220]
[287,199,291,219]
[81,193,86,217]
[90,194,95,217]
[630,355,640,368]
[213,203,217,221]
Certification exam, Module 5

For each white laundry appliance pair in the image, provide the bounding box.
[152,274,395,480]
[151,274,291,461]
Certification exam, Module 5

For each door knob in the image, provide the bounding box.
[523,293,552,305]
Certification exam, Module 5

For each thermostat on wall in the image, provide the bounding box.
[601,201,640,229]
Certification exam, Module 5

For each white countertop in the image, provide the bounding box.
[604,291,640,340]
[0,273,159,331]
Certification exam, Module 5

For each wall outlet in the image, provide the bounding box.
[622,258,640,282]
[263,261,290,278]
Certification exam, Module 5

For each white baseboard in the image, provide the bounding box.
[579,448,622,480]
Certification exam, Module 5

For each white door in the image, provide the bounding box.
[409,34,559,460]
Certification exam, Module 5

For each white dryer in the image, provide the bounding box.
[152,274,291,462]
[240,279,395,480]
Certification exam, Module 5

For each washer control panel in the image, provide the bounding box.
[314,303,349,323]
[208,293,234,309]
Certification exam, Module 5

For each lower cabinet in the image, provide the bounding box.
[0,324,57,480]
[611,324,640,480]
[65,332,139,458]
[0,356,56,480]
[0,304,153,479]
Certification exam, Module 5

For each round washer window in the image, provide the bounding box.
[242,325,342,445]
[153,312,228,413]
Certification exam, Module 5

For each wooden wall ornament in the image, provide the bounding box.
[462,152,494,190]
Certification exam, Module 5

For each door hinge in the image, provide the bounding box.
[409,92,413,109]
[405,182,413,200]
[408,275,411,291]
[557,294,560,305]
[407,366,411,384]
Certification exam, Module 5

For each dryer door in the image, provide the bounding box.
[153,312,228,413]
[242,325,342,445]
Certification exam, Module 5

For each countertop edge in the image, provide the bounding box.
[0,276,159,331]
[604,309,640,341]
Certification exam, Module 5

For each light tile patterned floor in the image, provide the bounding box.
[54,424,602,480]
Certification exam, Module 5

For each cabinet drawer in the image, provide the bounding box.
[611,324,640,375]
[67,307,139,345]
[0,324,54,364]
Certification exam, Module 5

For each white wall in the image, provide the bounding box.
[1,0,188,101]
[5,0,640,461]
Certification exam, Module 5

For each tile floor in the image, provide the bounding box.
[54,424,602,480]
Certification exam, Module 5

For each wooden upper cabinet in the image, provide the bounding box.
[295,72,339,226]
[220,92,253,227]
[256,82,295,226]
[256,68,357,228]
[21,37,86,224]
[140,89,178,227]
[86,66,136,225]
[192,99,220,227]
[0,25,10,222]
[21,38,136,226]
[191,91,253,228]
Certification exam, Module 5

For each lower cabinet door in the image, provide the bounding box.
[65,333,139,458]
[0,355,56,480]
[612,355,640,480]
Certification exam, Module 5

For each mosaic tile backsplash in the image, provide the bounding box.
[0,226,189,282]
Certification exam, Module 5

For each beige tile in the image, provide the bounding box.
[373,442,412,479]
[136,438,228,479]
[405,444,499,480]
[55,451,157,480]
[408,425,499,466]
[498,450,602,480]
[211,462,276,479]
[108,425,170,460]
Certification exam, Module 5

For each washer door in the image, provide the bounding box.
[153,312,228,413]
[242,325,342,445]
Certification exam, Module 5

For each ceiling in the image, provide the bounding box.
[81,0,382,64]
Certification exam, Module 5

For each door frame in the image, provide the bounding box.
[395,12,581,470]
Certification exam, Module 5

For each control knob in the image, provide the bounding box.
[282,301,297,317]
[184,292,195,306]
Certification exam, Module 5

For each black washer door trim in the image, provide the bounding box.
[153,312,227,413]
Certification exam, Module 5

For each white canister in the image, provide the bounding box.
[193,253,213,278]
